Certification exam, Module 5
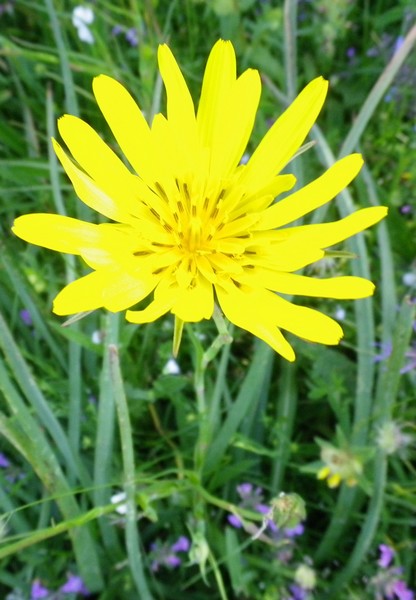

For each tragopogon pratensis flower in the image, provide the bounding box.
[13,40,387,360]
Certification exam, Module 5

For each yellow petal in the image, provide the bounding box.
[172,275,214,322]
[92,75,158,184]
[197,40,236,151]
[317,466,331,480]
[126,296,173,324]
[208,68,262,181]
[328,474,342,488]
[289,206,388,248]
[216,283,296,361]
[270,293,343,344]
[255,154,364,230]
[13,214,101,254]
[57,115,133,188]
[53,139,133,223]
[238,270,375,299]
[157,44,197,155]
[218,284,343,347]
[53,271,108,314]
[243,236,325,272]
[239,77,328,196]
[150,113,190,186]
[102,269,159,312]
[237,174,296,215]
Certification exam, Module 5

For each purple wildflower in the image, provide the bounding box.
[20,308,33,326]
[346,47,356,59]
[393,36,405,55]
[111,24,123,36]
[392,580,415,600]
[171,536,190,553]
[0,452,10,468]
[379,544,395,568]
[237,482,254,497]
[60,574,90,596]
[31,580,49,599]
[227,513,243,528]
[227,482,283,534]
[288,583,308,600]
[165,554,181,568]
[373,341,393,363]
[125,27,139,47]
[285,522,305,538]
[150,537,189,572]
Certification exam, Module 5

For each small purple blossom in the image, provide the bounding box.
[373,341,393,363]
[346,47,356,59]
[0,452,10,468]
[393,36,405,55]
[125,27,139,47]
[227,513,243,528]
[20,308,33,326]
[285,522,305,538]
[150,537,189,572]
[228,483,285,534]
[171,535,190,553]
[237,482,254,497]
[60,574,90,596]
[391,580,415,600]
[31,580,49,599]
[288,583,308,600]
[111,24,123,36]
[379,544,395,568]
[165,554,181,568]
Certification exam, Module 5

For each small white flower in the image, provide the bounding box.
[163,358,181,375]
[72,5,94,26]
[402,272,416,287]
[91,330,103,344]
[110,491,127,515]
[72,5,95,44]
[334,306,346,321]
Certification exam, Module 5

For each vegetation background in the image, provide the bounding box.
[0,0,415,598]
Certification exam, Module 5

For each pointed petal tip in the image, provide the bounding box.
[92,74,121,98]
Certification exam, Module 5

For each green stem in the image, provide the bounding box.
[109,345,152,600]
[94,313,120,549]
[191,307,233,476]
[283,0,298,102]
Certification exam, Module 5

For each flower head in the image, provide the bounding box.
[30,580,49,599]
[317,443,363,488]
[0,452,10,468]
[60,574,90,596]
[12,40,387,360]
[376,421,413,456]
[150,536,190,571]
[379,544,395,569]
[72,5,94,44]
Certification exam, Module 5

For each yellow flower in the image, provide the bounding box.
[317,446,363,488]
[12,40,387,361]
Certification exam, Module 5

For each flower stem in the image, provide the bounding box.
[190,306,233,475]
[109,344,152,600]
